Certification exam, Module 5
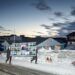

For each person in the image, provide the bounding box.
[31,55,37,64]
[31,48,38,64]
[6,47,12,64]
[46,56,52,63]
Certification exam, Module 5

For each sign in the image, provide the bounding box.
[11,48,36,57]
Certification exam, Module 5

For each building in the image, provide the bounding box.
[36,37,67,51]
[67,32,75,44]
[9,35,22,42]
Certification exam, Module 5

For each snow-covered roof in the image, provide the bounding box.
[36,38,61,47]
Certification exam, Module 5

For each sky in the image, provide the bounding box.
[0,0,75,37]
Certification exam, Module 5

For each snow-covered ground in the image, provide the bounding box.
[0,49,75,75]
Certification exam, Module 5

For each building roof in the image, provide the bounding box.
[36,37,67,47]
[36,38,61,47]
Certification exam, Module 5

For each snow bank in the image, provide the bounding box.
[12,59,75,75]
[0,50,75,75]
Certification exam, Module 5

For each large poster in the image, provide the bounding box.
[11,46,36,57]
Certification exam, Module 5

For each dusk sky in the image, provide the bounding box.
[0,0,75,37]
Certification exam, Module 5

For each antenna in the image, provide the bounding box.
[14,25,16,50]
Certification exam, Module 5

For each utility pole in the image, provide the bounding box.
[13,25,16,51]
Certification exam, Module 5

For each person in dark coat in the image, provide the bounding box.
[6,48,12,64]
[31,48,38,64]
[31,55,37,64]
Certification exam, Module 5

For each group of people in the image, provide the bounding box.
[46,57,52,63]
[5,47,38,64]
[5,47,53,64]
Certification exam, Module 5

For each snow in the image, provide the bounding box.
[0,49,75,75]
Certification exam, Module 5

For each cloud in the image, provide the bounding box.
[36,32,44,34]
[48,21,75,36]
[70,21,75,25]
[49,16,70,23]
[0,25,12,33]
[62,17,70,21]
[40,18,75,36]
[32,0,51,11]
[48,18,58,21]
[0,26,4,29]
[3,29,12,31]
[54,12,63,17]
[54,11,70,22]
[49,18,55,21]
[53,23,62,27]
[33,31,44,34]
[71,6,75,9]
[53,22,70,28]
[40,24,53,30]
[59,22,75,30]
[57,28,71,36]
[71,9,75,16]
[55,21,75,36]
[47,30,59,36]
[40,23,69,36]
[0,26,7,32]
[55,22,75,30]
[67,22,75,30]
